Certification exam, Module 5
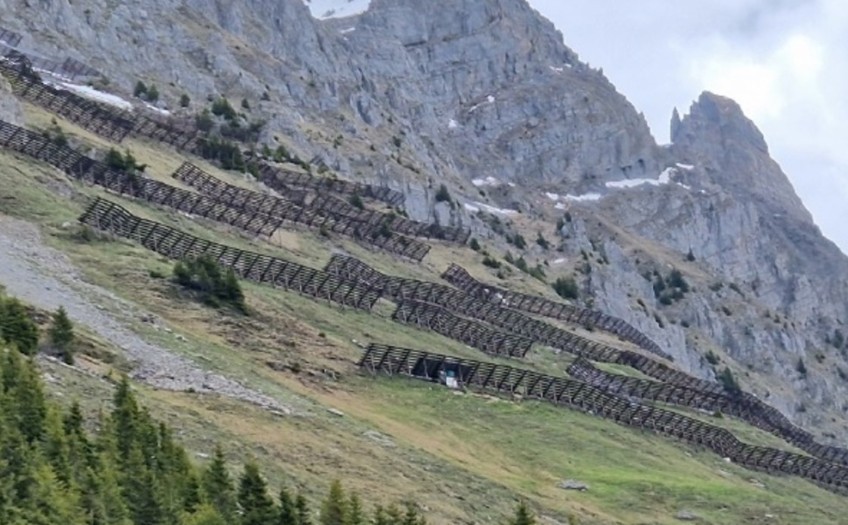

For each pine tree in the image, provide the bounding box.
[202,446,237,521]
[0,298,39,356]
[13,359,47,443]
[509,502,535,525]
[122,445,166,525]
[238,461,277,525]
[347,493,364,525]
[278,487,297,525]
[320,480,348,525]
[371,506,390,525]
[296,493,312,525]
[48,306,75,364]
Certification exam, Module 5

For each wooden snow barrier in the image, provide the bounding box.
[359,344,848,494]
[442,263,667,358]
[254,162,405,207]
[254,163,470,244]
[0,120,283,238]
[78,198,382,311]
[173,162,431,261]
[569,358,848,467]
[328,254,848,465]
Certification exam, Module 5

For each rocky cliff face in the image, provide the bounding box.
[3,0,847,439]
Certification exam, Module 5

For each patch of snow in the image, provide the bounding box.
[563,193,602,202]
[448,119,459,129]
[34,68,73,83]
[545,192,560,201]
[555,202,567,210]
[549,66,564,73]
[471,201,518,216]
[676,162,695,171]
[487,95,495,103]
[507,182,516,187]
[303,0,371,20]
[59,82,133,111]
[657,167,675,184]
[144,102,170,116]
[472,176,500,187]
[340,27,356,34]
[552,258,567,265]
[463,203,480,213]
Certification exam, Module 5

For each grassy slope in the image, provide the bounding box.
[1,105,846,524]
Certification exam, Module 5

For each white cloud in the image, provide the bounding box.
[529,0,848,254]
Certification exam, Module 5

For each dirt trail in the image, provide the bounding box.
[0,214,290,413]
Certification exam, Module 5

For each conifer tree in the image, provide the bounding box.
[371,506,390,525]
[48,306,75,364]
[320,480,348,525]
[202,446,237,521]
[347,493,364,525]
[13,359,47,443]
[278,487,297,525]
[0,298,39,355]
[509,502,535,525]
[296,493,312,525]
[238,461,277,525]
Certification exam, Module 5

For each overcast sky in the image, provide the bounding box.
[529,0,848,254]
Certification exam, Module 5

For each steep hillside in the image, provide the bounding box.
[1,0,848,523]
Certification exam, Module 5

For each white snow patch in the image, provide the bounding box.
[340,27,356,34]
[59,83,133,110]
[605,167,678,190]
[303,0,371,20]
[563,193,602,202]
[507,182,516,188]
[448,119,459,129]
[676,162,694,171]
[472,176,500,187]
[549,66,564,73]
[545,192,560,201]
[464,203,480,213]
[487,95,495,103]
[471,201,518,216]
[144,102,171,116]
[552,258,567,265]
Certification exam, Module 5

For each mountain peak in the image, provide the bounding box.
[672,91,768,154]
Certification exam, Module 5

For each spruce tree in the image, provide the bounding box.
[202,446,237,521]
[48,306,75,364]
[278,487,297,525]
[320,480,348,525]
[347,493,364,525]
[296,493,312,525]
[0,298,39,356]
[182,504,229,525]
[238,461,277,525]
[510,502,535,525]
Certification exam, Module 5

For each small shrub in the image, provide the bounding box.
[686,248,696,262]
[796,358,808,377]
[133,80,147,98]
[514,256,529,273]
[180,93,191,108]
[195,109,214,132]
[510,234,527,250]
[434,184,451,204]
[349,193,364,210]
[173,255,247,313]
[211,97,237,120]
[148,269,166,279]
[717,367,740,395]
[528,265,546,282]
[728,282,743,296]
[482,256,501,269]
[552,277,578,300]
[241,98,251,110]
[536,232,550,250]
[469,238,481,252]
[146,84,159,103]
[705,350,720,365]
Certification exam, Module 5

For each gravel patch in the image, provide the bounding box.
[0,215,290,413]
